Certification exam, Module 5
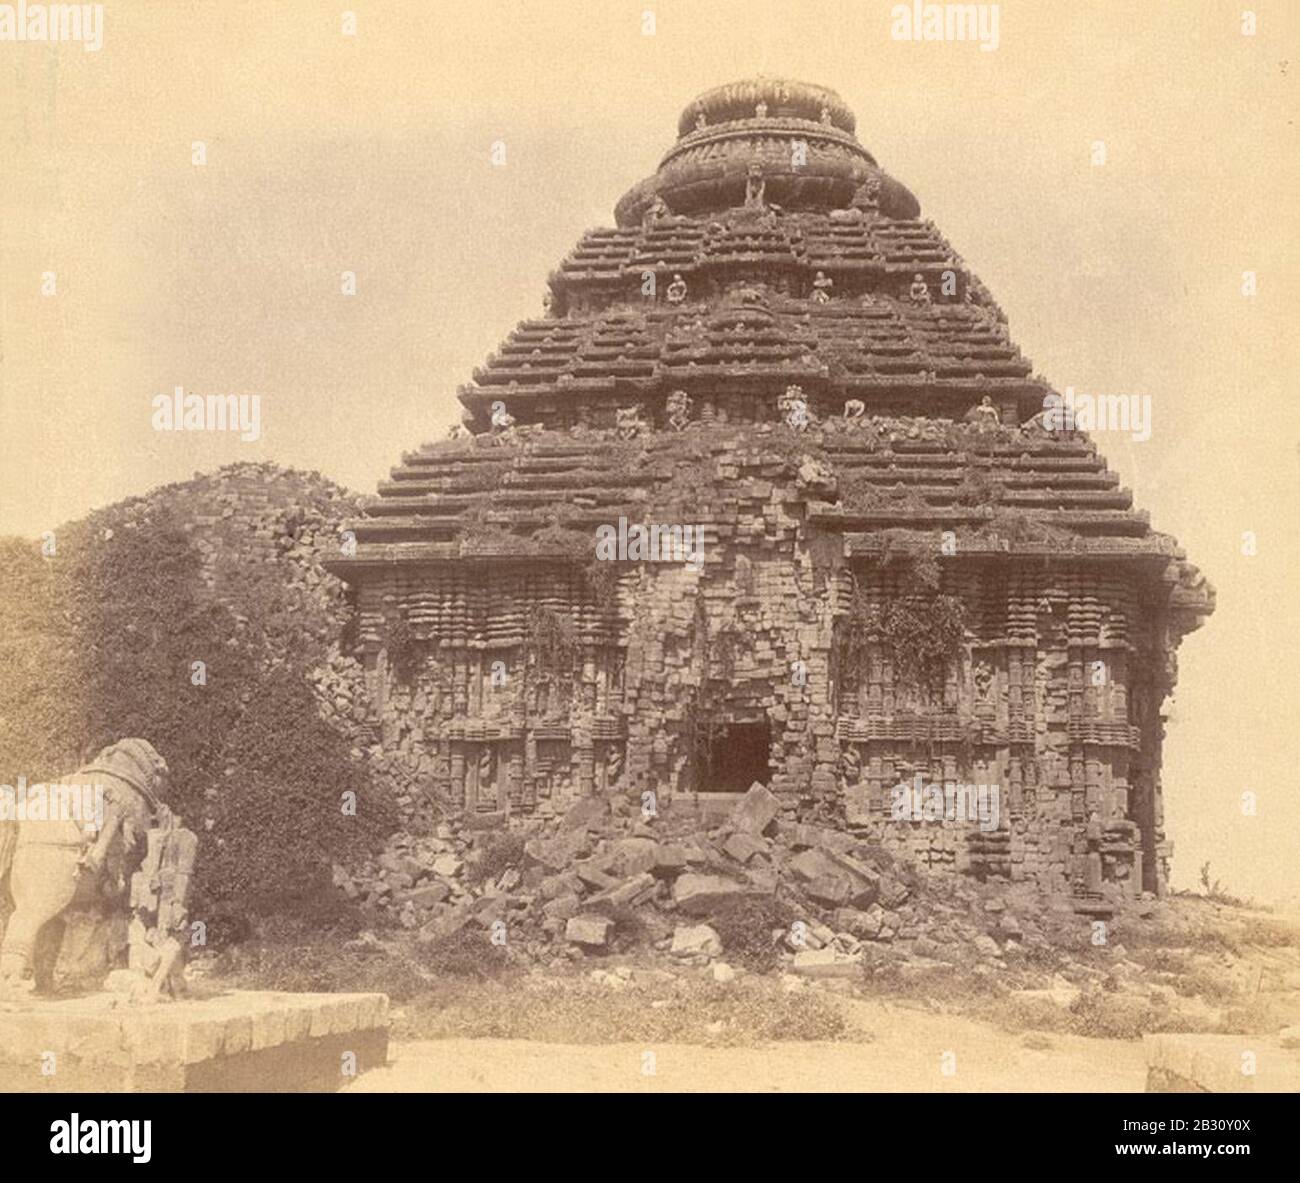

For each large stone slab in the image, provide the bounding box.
[730,782,781,836]
[0,990,389,1093]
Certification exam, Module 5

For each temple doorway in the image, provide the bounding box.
[702,719,772,793]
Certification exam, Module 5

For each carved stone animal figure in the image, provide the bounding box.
[0,738,169,995]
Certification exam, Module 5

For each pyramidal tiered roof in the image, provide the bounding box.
[331,78,1212,637]
[456,75,1035,432]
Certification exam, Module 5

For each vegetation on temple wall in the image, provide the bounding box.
[840,556,967,691]
[526,604,578,673]
[384,613,425,683]
[683,598,738,789]
[977,508,1076,546]
[952,468,1007,507]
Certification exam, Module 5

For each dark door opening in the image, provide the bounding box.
[699,720,772,793]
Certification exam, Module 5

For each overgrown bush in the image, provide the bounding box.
[709,895,794,970]
[0,471,396,943]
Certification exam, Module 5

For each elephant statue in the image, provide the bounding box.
[0,738,172,997]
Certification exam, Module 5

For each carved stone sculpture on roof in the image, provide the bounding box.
[844,398,866,423]
[811,270,834,303]
[666,273,688,305]
[970,395,1001,430]
[615,405,645,440]
[745,162,766,209]
[779,384,813,430]
[489,401,515,434]
[643,194,671,229]
[851,174,882,211]
[908,272,932,306]
[666,389,693,431]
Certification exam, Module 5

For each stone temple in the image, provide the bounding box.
[328,78,1213,901]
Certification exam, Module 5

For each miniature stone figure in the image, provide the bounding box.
[490,403,517,434]
[811,270,833,303]
[779,384,813,430]
[616,405,645,440]
[909,272,932,306]
[666,273,688,304]
[666,389,693,431]
[643,194,670,228]
[971,395,1001,430]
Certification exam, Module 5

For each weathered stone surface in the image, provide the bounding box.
[792,948,863,979]
[542,894,582,921]
[400,883,450,909]
[670,924,722,957]
[672,874,750,915]
[0,991,389,1093]
[730,783,781,836]
[565,914,614,947]
[561,797,610,832]
[524,830,589,873]
[606,837,658,877]
[723,832,768,864]
[586,872,658,912]
[652,843,688,872]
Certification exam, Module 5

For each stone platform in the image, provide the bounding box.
[0,990,389,1092]
[1144,1033,1300,1092]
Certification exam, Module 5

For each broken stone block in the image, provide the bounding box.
[792,948,863,979]
[561,797,610,832]
[574,858,620,891]
[877,875,910,908]
[542,894,582,921]
[652,842,688,872]
[586,872,658,912]
[712,962,737,983]
[722,832,768,864]
[431,855,462,879]
[565,914,614,947]
[421,902,475,940]
[524,829,589,873]
[606,837,658,877]
[805,873,855,907]
[789,847,868,904]
[672,873,750,915]
[539,870,583,900]
[788,848,835,882]
[833,906,883,940]
[730,782,781,836]
[998,912,1024,939]
[401,883,450,909]
[670,924,722,957]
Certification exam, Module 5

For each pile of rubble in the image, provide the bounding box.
[336,782,1059,978]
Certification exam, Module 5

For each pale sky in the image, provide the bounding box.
[1,0,1297,899]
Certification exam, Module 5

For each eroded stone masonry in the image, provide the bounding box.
[327,78,1212,902]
